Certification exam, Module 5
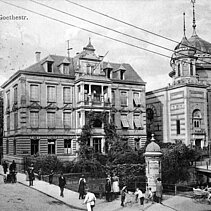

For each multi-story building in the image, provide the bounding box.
[0,90,3,163]
[146,2,211,149]
[1,39,146,169]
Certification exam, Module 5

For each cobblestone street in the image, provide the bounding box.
[0,175,80,211]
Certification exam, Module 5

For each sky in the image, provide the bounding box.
[0,0,211,91]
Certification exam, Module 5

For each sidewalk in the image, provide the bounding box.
[1,166,210,211]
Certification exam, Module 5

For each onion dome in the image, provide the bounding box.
[145,134,162,157]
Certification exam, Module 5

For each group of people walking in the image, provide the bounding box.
[3,160,17,183]
[120,177,163,210]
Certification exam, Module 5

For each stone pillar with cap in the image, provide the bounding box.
[144,134,162,192]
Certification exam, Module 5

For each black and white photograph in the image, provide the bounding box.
[0,0,211,210]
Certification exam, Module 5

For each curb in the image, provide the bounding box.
[0,172,86,211]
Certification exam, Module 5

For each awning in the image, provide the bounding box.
[121,116,129,128]
[133,97,141,106]
[134,117,142,128]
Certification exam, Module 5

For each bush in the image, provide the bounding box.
[26,154,63,174]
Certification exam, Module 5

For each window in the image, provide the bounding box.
[133,92,141,107]
[6,139,9,154]
[146,108,154,124]
[63,87,71,103]
[13,139,16,155]
[112,90,115,105]
[120,91,128,106]
[31,139,39,155]
[193,109,201,128]
[30,84,39,101]
[107,69,112,79]
[48,139,55,154]
[14,86,18,104]
[47,86,56,102]
[121,115,129,128]
[135,138,140,151]
[93,112,102,128]
[47,62,53,73]
[178,64,181,76]
[176,120,180,135]
[47,112,55,128]
[120,70,125,80]
[63,112,71,128]
[30,111,39,128]
[14,112,18,131]
[7,91,10,108]
[7,115,10,132]
[64,139,72,154]
[190,63,193,76]
[134,115,142,129]
[93,138,101,153]
[63,64,69,75]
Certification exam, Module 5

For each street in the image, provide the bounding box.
[0,175,80,211]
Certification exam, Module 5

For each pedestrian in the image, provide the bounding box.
[9,160,17,183]
[59,172,66,197]
[135,187,145,210]
[156,178,163,203]
[78,174,86,199]
[83,188,96,211]
[145,187,153,203]
[105,175,112,202]
[38,168,42,180]
[28,164,35,186]
[112,172,120,199]
[49,170,54,184]
[120,186,127,207]
[2,160,8,174]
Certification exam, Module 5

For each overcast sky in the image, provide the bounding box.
[0,0,211,91]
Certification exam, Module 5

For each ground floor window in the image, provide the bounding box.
[6,139,9,154]
[13,139,16,155]
[48,139,55,154]
[31,139,39,155]
[93,138,101,153]
[64,139,72,154]
[134,138,140,151]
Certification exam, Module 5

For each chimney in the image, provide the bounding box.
[35,51,41,62]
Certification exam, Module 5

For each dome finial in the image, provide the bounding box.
[151,134,155,141]
[183,12,186,37]
[191,0,197,35]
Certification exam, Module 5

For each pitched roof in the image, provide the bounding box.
[24,55,75,77]
[103,62,144,83]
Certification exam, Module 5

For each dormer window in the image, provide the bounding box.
[118,64,126,80]
[42,55,54,73]
[190,63,193,76]
[120,70,125,80]
[63,64,69,75]
[47,62,53,73]
[178,64,181,76]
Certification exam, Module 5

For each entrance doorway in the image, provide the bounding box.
[195,139,202,149]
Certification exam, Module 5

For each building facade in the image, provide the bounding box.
[146,2,211,149]
[1,40,146,169]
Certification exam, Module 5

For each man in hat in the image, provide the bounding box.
[59,172,66,197]
[105,174,112,202]
[83,188,96,211]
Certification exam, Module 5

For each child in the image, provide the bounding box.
[135,188,144,210]
[145,187,153,203]
[120,186,127,207]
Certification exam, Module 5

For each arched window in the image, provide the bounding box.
[192,109,202,128]
[190,63,193,76]
[178,64,181,76]
[146,108,154,124]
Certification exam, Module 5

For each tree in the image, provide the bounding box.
[161,143,196,184]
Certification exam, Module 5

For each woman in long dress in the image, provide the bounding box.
[112,173,120,199]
